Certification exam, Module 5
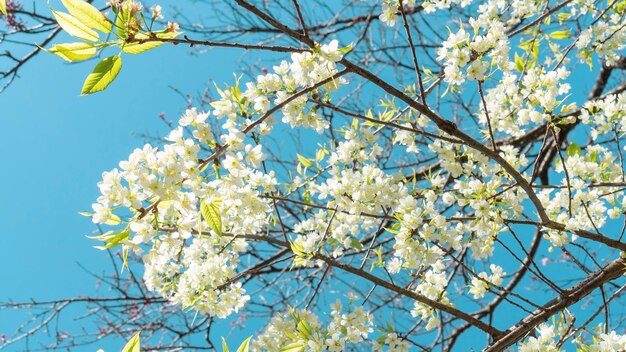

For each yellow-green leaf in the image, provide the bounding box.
[121,332,140,352]
[61,0,112,33]
[52,10,99,42]
[81,56,122,95]
[566,142,582,157]
[236,336,252,352]
[114,9,132,38]
[543,15,551,25]
[47,42,97,62]
[296,153,312,168]
[514,52,524,72]
[0,0,7,16]
[222,337,230,352]
[279,342,306,352]
[121,31,181,54]
[104,213,121,226]
[201,198,223,235]
[549,30,570,40]
[157,199,174,211]
[89,227,130,250]
[556,13,572,23]
[350,237,364,250]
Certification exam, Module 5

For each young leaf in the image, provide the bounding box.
[350,237,364,250]
[104,213,122,226]
[121,31,181,54]
[121,332,140,352]
[89,227,130,250]
[200,199,223,235]
[514,52,524,72]
[279,342,306,352]
[115,11,128,39]
[61,0,112,33]
[566,142,582,157]
[47,42,97,62]
[549,30,570,40]
[221,337,230,352]
[296,153,312,168]
[556,12,572,23]
[236,336,252,352]
[81,56,122,95]
[52,10,99,42]
[0,0,7,16]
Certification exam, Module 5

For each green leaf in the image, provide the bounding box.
[47,42,97,62]
[236,336,252,352]
[52,10,99,42]
[296,153,312,168]
[279,342,306,352]
[296,321,312,339]
[543,15,551,25]
[222,337,230,352]
[121,31,181,54]
[81,56,122,95]
[350,237,364,250]
[61,0,112,33]
[0,0,6,16]
[121,332,140,352]
[549,30,570,40]
[89,227,130,250]
[104,213,122,226]
[514,52,524,72]
[157,199,174,211]
[115,11,128,38]
[556,12,572,23]
[200,198,223,235]
[566,142,582,157]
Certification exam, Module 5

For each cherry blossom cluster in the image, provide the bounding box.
[539,144,622,247]
[479,67,574,138]
[83,0,626,349]
[89,39,347,317]
[575,1,626,66]
[436,18,509,85]
[379,0,472,26]
[581,92,626,141]
[518,319,626,351]
[252,297,375,351]
[468,264,505,299]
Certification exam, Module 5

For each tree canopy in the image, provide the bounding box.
[3,0,626,350]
